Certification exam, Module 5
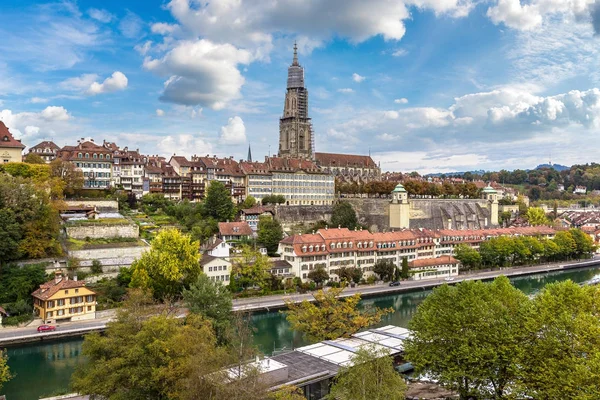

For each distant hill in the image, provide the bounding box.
[535,163,570,172]
[425,170,486,178]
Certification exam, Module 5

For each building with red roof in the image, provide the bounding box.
[0,121,25,164]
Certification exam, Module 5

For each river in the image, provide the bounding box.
[4,266,600,399]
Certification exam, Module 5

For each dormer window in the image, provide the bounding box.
[78,152,82,158]
[106,154,110,160]
[302,246,307,253]
[85,153,89,159]
[337,243,342,249]
[99,154,104,159]
[2,136,8,142]
[93,154,97,159]
[309,245,313,252]
[369,241,373,247]
[358,242,362,248]
[330,243,335,249]
[321,244,326,251]
[343,242,347,248]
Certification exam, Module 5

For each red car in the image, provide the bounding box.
[37,325,56,333]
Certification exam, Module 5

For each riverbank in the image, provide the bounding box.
[1,258,597,346]
[232,257,600,312]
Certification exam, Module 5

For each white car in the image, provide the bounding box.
[444,277,455,282]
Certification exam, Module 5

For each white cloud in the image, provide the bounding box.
[30,97,49,104]
[88,8,113,23]
[392,48,408,57]
[119,10,144,39]
[135,41,153,56]
[0,106,73,145]
[338,88,354,93]
[144,39,253,109]
[487,0,543,30]
[384,111,399,119]
[352,73,365,83]
[40,106,70,121]
[87,72,129,95]
[151,23,179,35]
[156,109,165,117]
[377,133,400,141]
[158,134,214,157]
[219,116,247,145]
[394,98,409,104]
[60,74,99,92]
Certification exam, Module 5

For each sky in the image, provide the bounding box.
[2,0,600,174]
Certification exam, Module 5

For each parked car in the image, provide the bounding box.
[37,325,56,333]
[444,277,455,282]
[389,281,401,287]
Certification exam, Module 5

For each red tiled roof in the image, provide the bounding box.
[409,256,459,268]
[315,152,378,169]
[170,155,193,167]
[0,121,25,149]
[240,161,272,175]
[267,156,323,173]
[29,141,60,152]
[32,275,92,301]
[241,206,275,216]
[218,222,253,237]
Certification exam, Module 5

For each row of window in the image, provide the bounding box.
[83,172,111,178]
[207,265,228,272]
[46,296,94,308]
[76,153,110,160]
[46,306,93,318]
[210,275,230,282]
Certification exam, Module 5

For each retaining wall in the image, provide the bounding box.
[65,224,139,239]
[65,199,118,210]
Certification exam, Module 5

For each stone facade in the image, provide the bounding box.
[65,224,139,240]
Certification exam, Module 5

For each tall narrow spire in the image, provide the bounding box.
[292,41,298,66]
[247,144,252,162]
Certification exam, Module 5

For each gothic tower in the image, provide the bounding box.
[278,43,314,159]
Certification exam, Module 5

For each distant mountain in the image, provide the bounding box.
[425,170,486,177]
[535,163,570,172]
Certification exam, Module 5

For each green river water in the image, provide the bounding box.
[5,266,600,400]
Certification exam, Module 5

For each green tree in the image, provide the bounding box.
[526,207,549,226]
[405,277,529,400]
[257,215,283,256]
[569,228,595,257]
[23,152,45,164]
[231,245,272,290]
[91,259,103,274]
[49,158,84,196]
[240,195,256,209]
[330,201,359,230]
[71,290,224,400]
[401,257,409,279]
[130,229,201,300]
[327,345,407,400]
[0,209,22,264]
[553,230,577,259]
[0,350,12,392]
[518,281,600,399]
[307,266,329,287]
[499,211,512,226]
[204,181,235,222]
[183,274,232,344]
[373,260,395,281]
[453,244,481,270]
[284,287,393,341]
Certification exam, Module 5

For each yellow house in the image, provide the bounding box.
[0,121,25,164]
[32,271,97,324]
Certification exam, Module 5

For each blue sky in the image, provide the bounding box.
[2,0,600,173]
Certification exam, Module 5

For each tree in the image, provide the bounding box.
[453,244,481,270]
[338,266,363,284]
[327,345,407,400]
[526,207,548,226]
[330,201,359,230]
[553,230,577,259]
[307,266,329,287]
[569,228,595,257]
[0,351,12,392]
[518,281,600,399]
[257,215,283,256]
[71,290,225,400]
[0,209,22,264]
[91,259,103,274]
[205,181,235,222]
[284,287,393,341]
[400,257,409,279]
[405,277,530,400]
[373,260,395,281]
[23,152,45,164]
[240,196,256,209]
[130,229,201,300]
[230,245,272,290]
[49,158,83,196]
[183,274,232,344]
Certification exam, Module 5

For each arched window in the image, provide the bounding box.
[302,246,307,253]
[330,243,335,249]
[364,241,368,248]
[358,242,362,248]
[85,153,89,158]
[99,154,104,159]
[106,154,110,160]
[349,242,353,248]
[78,152,82,158]
[93,153,97,159]
[321,244,326,251]
[343,242,347,248]
[292,98,296,110]
[309,245,313,252]
[369,241,373,248]
[337,243,342,249]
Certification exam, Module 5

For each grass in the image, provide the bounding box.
[65,218,132,227]
[67,237,146,250]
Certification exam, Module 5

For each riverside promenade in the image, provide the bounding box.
[1,258,598,346]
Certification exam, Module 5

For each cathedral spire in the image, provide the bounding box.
[292,41,298,66]
[247,144,252,162]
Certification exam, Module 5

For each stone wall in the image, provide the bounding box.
[65,199,119,211]
[275,205,333,227]
[68,245,147,261]
[65,224,139,239]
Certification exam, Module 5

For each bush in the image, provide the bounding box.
[3,314,32,326]
[91,260,103,274]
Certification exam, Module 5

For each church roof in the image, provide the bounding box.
[0,121,25,149]
[315,152,378,169]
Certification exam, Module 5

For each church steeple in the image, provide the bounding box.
[292,41,298,66]
[247,145,252,162]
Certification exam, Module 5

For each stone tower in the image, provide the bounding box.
[482,185,499,226]
[389,183,410,229]
[278,43,314,159]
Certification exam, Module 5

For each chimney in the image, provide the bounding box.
[54,270,62,284]
[73,275,78,281]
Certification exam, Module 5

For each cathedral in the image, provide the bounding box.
[278,43,314,159]
[277,44,380,182]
